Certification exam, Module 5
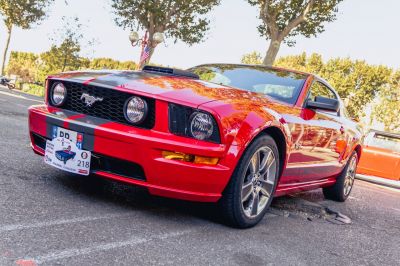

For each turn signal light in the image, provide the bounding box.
[162,151,219,165]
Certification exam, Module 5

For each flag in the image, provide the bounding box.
[140,45,151,64]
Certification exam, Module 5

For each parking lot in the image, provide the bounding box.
[1,87,399,266]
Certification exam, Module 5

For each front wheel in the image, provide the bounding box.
[219,135,280,228]
[323,152,358,202]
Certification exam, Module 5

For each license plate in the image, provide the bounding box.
[51,126,84,149]
[45,128,91,176]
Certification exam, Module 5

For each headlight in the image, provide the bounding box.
[124,96,148,124]
[190,112,214,140]
[168,103,220,143]
[50,82,67,106]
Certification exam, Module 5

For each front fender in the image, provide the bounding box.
[199,100,290,160]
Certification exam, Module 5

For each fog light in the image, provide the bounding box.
[162,151,194,162]
[193,156,219,165]
[162,151,218,165]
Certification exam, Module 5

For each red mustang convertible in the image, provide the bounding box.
[29,64,362,228]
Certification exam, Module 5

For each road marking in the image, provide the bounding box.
[391,208,400,213]
[21,229,193,264]
[357,180,400,194]
[0,213,132,233]
[0,90,42,103]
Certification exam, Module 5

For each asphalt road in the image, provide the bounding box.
[0,86,399,266]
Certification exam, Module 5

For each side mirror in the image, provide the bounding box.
[306,96,339,112]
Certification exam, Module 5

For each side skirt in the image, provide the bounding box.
[274,178,337,197]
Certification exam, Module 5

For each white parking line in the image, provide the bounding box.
[22,230,193,264]
[0,213,132,233]
[0,90,42,103]
[391,208,400,213]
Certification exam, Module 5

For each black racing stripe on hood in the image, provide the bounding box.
[86,72,145,87]
[56,71,157,88]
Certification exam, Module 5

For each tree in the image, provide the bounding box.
[40,39,82,74]
[112,0,220,68]
[319,59,391,119]
[373,71,400,133]
[38,16,94,77]
[275,53,392,120]
[247,0,343,66]
[6,51,38,82]
[241,51,263,65]
[90,57,136,70]
[0,0,53,75]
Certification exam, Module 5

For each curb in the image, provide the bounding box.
[356,174,400,189]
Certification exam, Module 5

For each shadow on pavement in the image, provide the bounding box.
[55,172,351,227]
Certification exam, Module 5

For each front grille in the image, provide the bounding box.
[48,80,155,129]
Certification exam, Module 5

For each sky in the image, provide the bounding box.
[0,0,399,69]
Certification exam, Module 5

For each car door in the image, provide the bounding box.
[358,131,400,180]
[294,80,345,181]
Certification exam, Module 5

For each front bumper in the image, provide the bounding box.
[28,105,239,202]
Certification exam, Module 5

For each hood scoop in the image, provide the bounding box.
[142,65,199,79]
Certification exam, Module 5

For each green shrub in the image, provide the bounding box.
[21,83,45,97]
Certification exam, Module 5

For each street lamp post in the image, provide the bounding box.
[129,31,164,70]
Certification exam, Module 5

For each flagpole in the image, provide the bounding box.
[137,31,148,70]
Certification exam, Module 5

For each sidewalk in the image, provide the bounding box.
[356,174,400,189]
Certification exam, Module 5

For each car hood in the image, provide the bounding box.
[49,70,285,109]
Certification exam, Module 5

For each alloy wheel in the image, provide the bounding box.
[344,156,357,196]
[241,146,277,218]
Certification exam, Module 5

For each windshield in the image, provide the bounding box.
[367,133,400,153]
[189,64,308,104]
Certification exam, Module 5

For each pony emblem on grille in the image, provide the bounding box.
[80,93,103,107]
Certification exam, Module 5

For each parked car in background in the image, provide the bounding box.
[357,130,400,181]
[28,64,362,228]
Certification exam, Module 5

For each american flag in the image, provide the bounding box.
[140,45,151,64]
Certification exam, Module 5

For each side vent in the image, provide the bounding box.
[142,65,199,79]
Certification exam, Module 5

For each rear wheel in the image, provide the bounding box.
[323,152,358,202]
[219,135,280,228]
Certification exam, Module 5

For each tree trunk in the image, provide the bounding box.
[62,53,67,72]
[1,25,13,76]
[263,39,281,67]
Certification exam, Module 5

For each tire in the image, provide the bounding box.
[219,134,280,228]
[323,152,358,202]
